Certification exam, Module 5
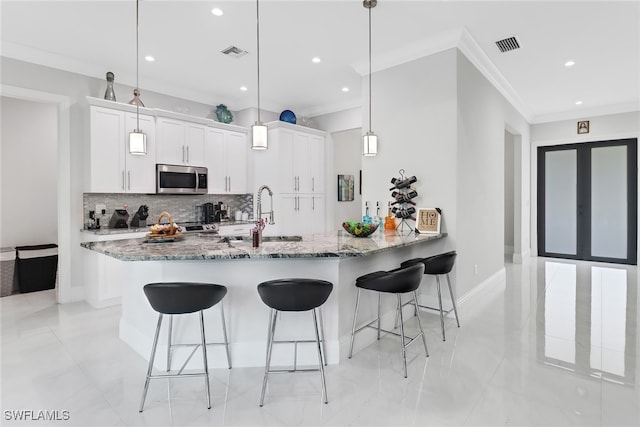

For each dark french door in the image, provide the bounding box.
[538,138,637,265]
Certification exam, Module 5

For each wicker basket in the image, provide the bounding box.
[147,211,180,238]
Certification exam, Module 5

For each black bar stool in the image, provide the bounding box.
[139,282,231,412]
[257,278,333,406]
[348,263,429,378]
[401,251,460,341]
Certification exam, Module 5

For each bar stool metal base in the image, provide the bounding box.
[397,273,460,341]
[260,308,327,406]
[348,289,429,378]
[139,311,213,412]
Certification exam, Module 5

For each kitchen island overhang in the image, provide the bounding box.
[81,231,447,369]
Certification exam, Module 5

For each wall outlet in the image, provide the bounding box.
[474,264,478,275]
[95,204,106,215]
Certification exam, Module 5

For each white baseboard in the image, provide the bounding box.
[512,249,531,264]
[457,267,506,307]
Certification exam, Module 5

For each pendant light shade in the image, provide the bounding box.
[129,131,147,155]
[251,122,268,150]
[363,131,377,156]
[129,0,147,155]
[251,0,268,150]
[362,0,377,157]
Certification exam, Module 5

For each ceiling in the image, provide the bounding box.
[2,1,639,123]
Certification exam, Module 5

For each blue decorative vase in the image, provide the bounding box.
[215,104,233,124]
[279,110,297,124]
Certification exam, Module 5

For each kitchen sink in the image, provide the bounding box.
[219,235,302,243]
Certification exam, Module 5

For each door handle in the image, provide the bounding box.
[312,196,315,210]
[127,171,131,190]
[312,177,315,192]
[182,145,185,163]
[186,145,190,163]
[228,176,231,192]
[122,171,125,190]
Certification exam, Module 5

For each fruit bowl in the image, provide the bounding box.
[342,221,378,237]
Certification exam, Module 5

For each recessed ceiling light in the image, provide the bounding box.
[341,87,349,92]
[240,86,248,92]
[575,101,583,105]
[211,8,223,16]
[144,55,155,62]
[312,57,321,63]
[565,60,575,67]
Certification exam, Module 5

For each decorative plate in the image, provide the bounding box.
[279,110,297,124]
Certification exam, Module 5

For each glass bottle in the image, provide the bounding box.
[104,72,116,101]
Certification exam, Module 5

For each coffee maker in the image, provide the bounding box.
[202,202,215,224]
[214,202,229,222]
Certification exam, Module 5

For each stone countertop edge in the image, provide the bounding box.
[80,220,256,235]
[80,231,446,261]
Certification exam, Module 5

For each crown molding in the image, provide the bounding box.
[531,102,640,124]
[456,27,534,123]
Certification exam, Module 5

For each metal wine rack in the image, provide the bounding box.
[389,169,418,233]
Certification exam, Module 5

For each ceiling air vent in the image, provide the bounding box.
[221,46,248,58]
[495,36,521,53]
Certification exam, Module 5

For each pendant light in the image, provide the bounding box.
[363,0,378,156]
[129,0,147,155]
[251,0,268,150]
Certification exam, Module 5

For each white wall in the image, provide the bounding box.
[312,107,361,134]
[362,49,457,257]
[530,111,640,256]
[332,128,363,229]
[456,51,531,297]
[1,96,58,247]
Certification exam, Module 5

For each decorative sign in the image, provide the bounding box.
[577,120,590,134]
[416,208,441,234]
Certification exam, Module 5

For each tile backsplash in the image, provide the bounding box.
[83,193,253,229]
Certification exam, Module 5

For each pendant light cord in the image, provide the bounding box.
[368,4,372,134]
[135,0,140,131]
[256,0,262,123]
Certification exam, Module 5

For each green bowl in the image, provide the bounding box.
[342,221,378,237]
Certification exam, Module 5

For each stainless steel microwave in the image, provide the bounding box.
[156,164,208,194]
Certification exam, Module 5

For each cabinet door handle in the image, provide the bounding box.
[228,176,231,192]
[312,177,315,192]
[312,196,315,210]
[122,171,125,190]
[186,145,190,163]
[127,171,131,190]
[182,145,185,163]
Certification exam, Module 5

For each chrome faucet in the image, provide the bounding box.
[256,185,275,225]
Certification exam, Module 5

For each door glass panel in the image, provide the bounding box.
[545,150,577,255]
[591,146,627,258]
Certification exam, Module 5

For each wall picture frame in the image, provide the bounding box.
[416,208,441,234]
[337,174,355,201]
[577,120,590,134]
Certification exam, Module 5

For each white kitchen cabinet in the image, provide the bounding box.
[276,194,325,236]
[89,106,156,193]
[206,128,248,194]
[272,128,325,194]
[156,117,206,166]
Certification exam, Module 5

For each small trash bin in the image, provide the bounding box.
[0,247,16,297]
[15,244,58,293]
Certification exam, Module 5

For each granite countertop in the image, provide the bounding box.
[80,230,446,261]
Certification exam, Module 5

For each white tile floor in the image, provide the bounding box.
[1,257,639,426]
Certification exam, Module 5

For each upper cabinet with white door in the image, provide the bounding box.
[205,126,248,194]
[156,116,206,166]
[253,121,328,235]
[88,102,156,193]
[273,126,325,194]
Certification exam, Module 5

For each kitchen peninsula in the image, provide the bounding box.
[81,230,446,368]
